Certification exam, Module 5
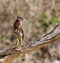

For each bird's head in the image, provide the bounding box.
[17,16,26,23]
[13,16,26,30]
[17,16,27,27]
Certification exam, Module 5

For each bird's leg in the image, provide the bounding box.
[16,34,23,51]
[16,30,23,46]
[20,31,23,47]
[16,39,20,46]
[16,38,21,50]
[15,29,21,46]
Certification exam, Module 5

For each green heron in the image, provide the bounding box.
[13,16,26,46]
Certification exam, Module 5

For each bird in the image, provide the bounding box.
[13,16,25,46]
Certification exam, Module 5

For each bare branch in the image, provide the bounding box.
[0,24,60,63]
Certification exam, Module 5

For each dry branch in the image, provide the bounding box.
[0,24,60,63]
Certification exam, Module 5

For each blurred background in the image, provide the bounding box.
[0,0,60,63]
